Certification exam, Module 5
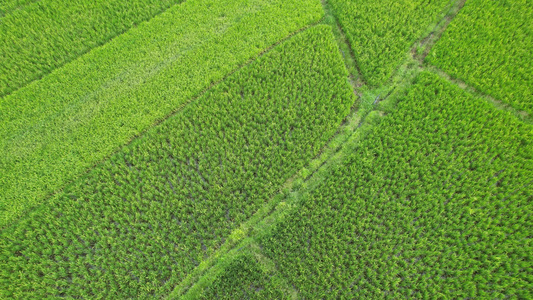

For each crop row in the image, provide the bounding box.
[0,0,184,97]
[257,72,533,298]
[0,25,355,298]
[328,0,449,86]
[427,0,532,115]
[0,0,323,228]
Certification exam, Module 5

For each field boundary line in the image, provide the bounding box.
[321,0,366,91]
[0,18,323,232]
[424,64,533,124]
[0,0,187,98]
[412,0,466,62]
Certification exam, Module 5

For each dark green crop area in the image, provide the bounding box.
[1,0,531,297]
[427,0,533,115]
[258,72,532,298]
[0,25,354,298]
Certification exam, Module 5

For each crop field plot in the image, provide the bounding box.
[1,0,531,297]
[427,0,533,115]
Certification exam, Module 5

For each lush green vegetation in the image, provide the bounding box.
[0,25,355,298]
[328,0,450,86]
[427,0,532,115]
[256,72,532,298]
[0,0,323,228]
[2,0,531,297]
[0,0,184,96]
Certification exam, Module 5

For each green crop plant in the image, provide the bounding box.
[0,0,37,17]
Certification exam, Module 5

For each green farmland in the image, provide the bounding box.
[1,0,531,298]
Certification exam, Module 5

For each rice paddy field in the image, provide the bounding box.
[1,0,531,298]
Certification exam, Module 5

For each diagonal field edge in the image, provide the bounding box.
[0,0,186,98]
[321,0,367,88]
[424,64,533,124]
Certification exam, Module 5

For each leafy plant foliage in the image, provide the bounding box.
[0,25,354,298]
[0,0,38,16]
[259,72,533,298]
